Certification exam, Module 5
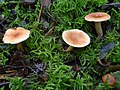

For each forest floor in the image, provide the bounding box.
[0,0,120,90]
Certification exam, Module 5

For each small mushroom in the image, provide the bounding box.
[3,27,30,52]
[102,74,116,86]
[62,29,90,52]
[84,12,111,38]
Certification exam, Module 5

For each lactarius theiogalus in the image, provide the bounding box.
[85,12,111,38]
[3,27,30,52]
[62,29,90,52]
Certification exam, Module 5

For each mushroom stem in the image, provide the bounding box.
[63,46,73,52]
[17,43,24,52]
[95,22,103,37]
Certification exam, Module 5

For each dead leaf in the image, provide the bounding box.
[100,42,115,60]
[5,70,17,73]
[40,0,51,9]
[22,0,35,4]
[102,2,120,10]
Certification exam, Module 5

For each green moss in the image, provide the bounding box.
[0,0,120,89]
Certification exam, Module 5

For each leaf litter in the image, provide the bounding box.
[97,42,116,67]
[0,0,120,89]
[0,51,48,88]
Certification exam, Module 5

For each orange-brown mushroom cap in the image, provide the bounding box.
[102,74,116,86]
[62,29,90,47]
[85,12,111,22]
[3,27,30,44]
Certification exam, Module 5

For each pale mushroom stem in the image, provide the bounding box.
[63,46,73,52]
[95,22,103,37]
[17,43,24,52]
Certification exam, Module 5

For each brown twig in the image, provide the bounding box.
[108,64,120,71]
[38,0,46,22]
[0,73,15,79]
[38,5,44,22]
[45,27,55,36]
[97,58,111,66]
[0,82,10,87]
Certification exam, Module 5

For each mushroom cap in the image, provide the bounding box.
[85,12,111,22]
[3,27,30,44]
[62,29,90,47]
[102,74,116,86]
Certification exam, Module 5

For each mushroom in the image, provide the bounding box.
[3,27,30,52]
[102,74,116,86]
[62,29,90,52]
[84,12,111,38]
